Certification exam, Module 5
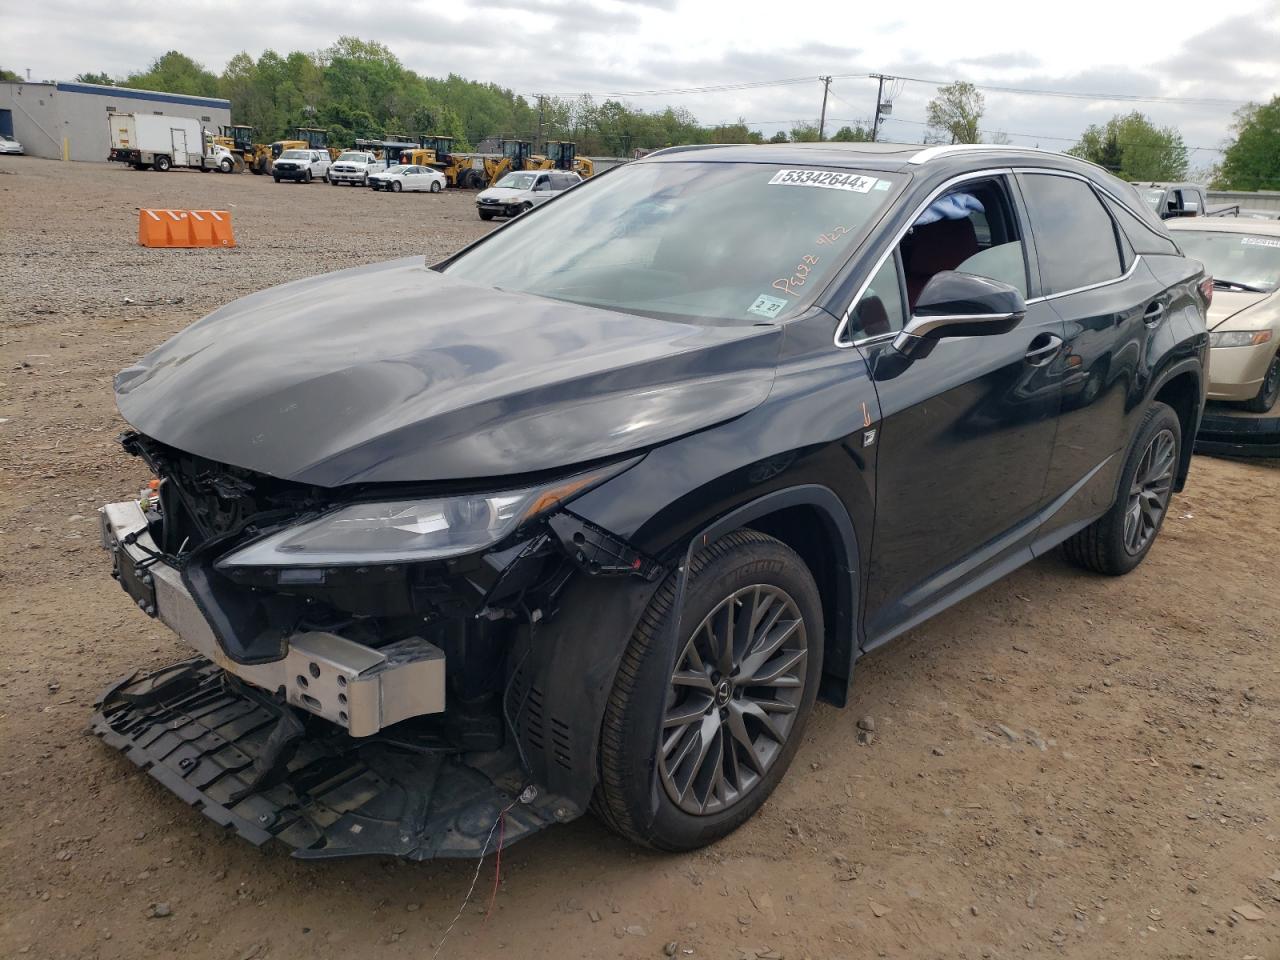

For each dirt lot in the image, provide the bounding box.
[1,156,1278,960]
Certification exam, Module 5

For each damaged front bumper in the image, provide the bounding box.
[91,659,554,858]
[100,500,446,737]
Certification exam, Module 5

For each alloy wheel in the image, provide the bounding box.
[658,584,808,816]
[1123,427,1176,555]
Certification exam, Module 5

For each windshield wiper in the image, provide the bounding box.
[1212,278,1269,293]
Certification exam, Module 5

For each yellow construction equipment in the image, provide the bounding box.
[400,135,475,188]
[213,125,257,173]
[263,127,332,172]
[479,140,532,188]
[546,140,594,178]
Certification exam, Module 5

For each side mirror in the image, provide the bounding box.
[893,271,1026,358]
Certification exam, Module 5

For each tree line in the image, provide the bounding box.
[12,45,1279,187]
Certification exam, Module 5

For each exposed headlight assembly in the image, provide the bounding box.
[216,461,635,568]
[1209,329,1273,348]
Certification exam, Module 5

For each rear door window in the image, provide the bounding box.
[1018,174,1124,294]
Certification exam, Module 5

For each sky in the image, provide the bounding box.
[4,0,1280,169]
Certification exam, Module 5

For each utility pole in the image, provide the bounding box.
[870,74,888,142]
[817,75,832,141]
[537,95,545,153]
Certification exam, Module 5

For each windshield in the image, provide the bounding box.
[1141,188,1165,211]
[495,173,538,190]
[1174,231,1280,293]
[337,152,369,162]
[280,150,309,159]
[444,160,901,323]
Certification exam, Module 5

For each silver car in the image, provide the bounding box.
[0,133,23,155]
[476,170,581,220]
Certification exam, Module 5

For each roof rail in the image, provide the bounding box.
[908,143,1057,164]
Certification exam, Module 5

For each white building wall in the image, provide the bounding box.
[0,81,231,162]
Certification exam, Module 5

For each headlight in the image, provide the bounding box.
[1209,329,1273,348]
[215,462,634,568]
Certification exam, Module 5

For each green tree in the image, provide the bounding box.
[768,130,789,143]
[1217,96,1280,191]
[126,51,219,97]
[74,72,115,85]
[0,67,20,82]
[926,81,984,144]
[789,122,822,142]
[1067,112,1188,180]
[831,124,873,142]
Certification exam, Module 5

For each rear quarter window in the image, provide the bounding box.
[1103,196,1180,256]
[1019,173,1124,294]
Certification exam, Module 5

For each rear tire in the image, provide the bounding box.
[154,155,171,172]
[1063,401,1181,576]
[1242,353,1280,413]
[593,530,823,851]
[430,180,442,193]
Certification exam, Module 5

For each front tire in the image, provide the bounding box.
[273,174,280,183]
[1063,401,1181,576]
[594,530,823,851]
[479,210,494,220]
[304,170,313,183]
[219,157,233,173]
[1243,353,1280,413]
[391,180,402,192]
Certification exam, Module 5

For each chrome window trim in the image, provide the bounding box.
[836,167,1015,348]
[1013,167,1148,301]
[1023,254,1143,304]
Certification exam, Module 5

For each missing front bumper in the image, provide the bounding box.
[91,659,558,859]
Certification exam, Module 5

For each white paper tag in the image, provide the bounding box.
[748,294,788,318]
[1242,236,1280,248]
[768,169,876,193]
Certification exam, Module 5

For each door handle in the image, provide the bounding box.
[1143,302,1166,326]
[1024,334,1064,366]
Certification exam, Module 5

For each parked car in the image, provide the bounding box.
[96,142,1208,860]
[367,163,447,193]
[1168,218,1280,412]
[329,150,385,186]
[1129,181,1238,220]
[0,133,23,155]
[272,149,331,183]
[476,169,581,219]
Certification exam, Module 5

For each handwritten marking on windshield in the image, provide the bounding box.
[816,226,851,246]
[772,254,821,298]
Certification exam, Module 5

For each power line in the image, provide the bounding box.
[535,76,818,99]
[879,115,1226,152]
[830,73,1249,108]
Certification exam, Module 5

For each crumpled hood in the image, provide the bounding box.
[1207,289,1273,330]
[115,258,781,487]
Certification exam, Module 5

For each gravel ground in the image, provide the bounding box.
[2,155,1279,960]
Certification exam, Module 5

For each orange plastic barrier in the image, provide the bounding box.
[138,209,236,248]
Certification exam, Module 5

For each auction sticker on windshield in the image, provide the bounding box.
[748,294,788,318]
[769,169,877,192]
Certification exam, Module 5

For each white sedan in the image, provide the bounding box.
[369,164,446,193]
[0,134,23,155]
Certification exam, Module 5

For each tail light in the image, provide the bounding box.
[1198,276,1213,309]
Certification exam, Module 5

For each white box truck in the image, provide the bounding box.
[107,113,237,173]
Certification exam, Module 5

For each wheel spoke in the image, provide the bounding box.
[664,694,713,729]
[673,713,721,804]
[748,647,807,686]
[730,698,785,744]
[739,617,801,681]
[725,705,767,775]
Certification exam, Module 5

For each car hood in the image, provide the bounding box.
[1207,290,1274,330]
[114,258,781,487]
[478,188,527,202]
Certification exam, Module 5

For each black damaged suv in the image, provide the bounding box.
[96,142,1208,859]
